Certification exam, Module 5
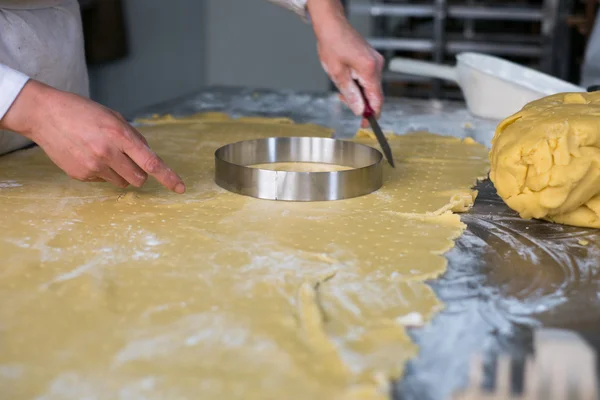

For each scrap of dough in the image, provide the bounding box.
[0,113,489,399]
[135,111,231,124]
[490,92,600,228]
[355,128,396,139]
[136,112,294,125]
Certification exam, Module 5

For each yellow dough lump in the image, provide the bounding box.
[490,92,600,228]
[0,113,489,400]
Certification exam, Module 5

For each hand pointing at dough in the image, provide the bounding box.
[307,0,385,125]
[0,80,186,193]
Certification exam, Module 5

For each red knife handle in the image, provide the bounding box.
[354,79,375,119]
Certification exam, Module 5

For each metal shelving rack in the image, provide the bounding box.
[344,0,574,100]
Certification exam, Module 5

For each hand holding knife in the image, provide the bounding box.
[354,80,395,168]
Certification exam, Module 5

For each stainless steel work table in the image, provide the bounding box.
[133,87,600,400]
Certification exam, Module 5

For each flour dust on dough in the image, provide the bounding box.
[0,113,489,399]
[490,92,600,228]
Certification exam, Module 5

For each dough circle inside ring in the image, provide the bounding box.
[214,137,383,202]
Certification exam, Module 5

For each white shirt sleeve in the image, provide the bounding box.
[0,63,29,121]
[266,0,309,20]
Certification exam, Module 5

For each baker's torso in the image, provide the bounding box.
[0,0,88,154]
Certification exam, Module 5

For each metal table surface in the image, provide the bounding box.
[133,87,600,400]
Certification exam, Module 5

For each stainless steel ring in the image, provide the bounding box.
[214,137,383,201]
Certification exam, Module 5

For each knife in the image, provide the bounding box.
[354,80,395,168]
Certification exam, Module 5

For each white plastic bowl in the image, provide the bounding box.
[389,52,585,120]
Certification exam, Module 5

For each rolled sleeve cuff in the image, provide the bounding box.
[0,64,29,121]
[270,0,309,21]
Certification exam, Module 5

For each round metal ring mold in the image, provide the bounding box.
[214,137,383,201]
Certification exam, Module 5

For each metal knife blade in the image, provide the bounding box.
[366,115,395,168]
[354,80,395,168]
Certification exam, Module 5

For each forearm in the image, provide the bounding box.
[0,64,29,126]
[306,0,348,40]
[265,0,347,27]
[306,0,345,22]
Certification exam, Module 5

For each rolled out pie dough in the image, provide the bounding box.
[0,114,489,399]
[490,92,600,228]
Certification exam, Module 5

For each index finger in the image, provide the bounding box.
[122,127,186,194]
[360,77,384,119]
[357,53,385,118]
